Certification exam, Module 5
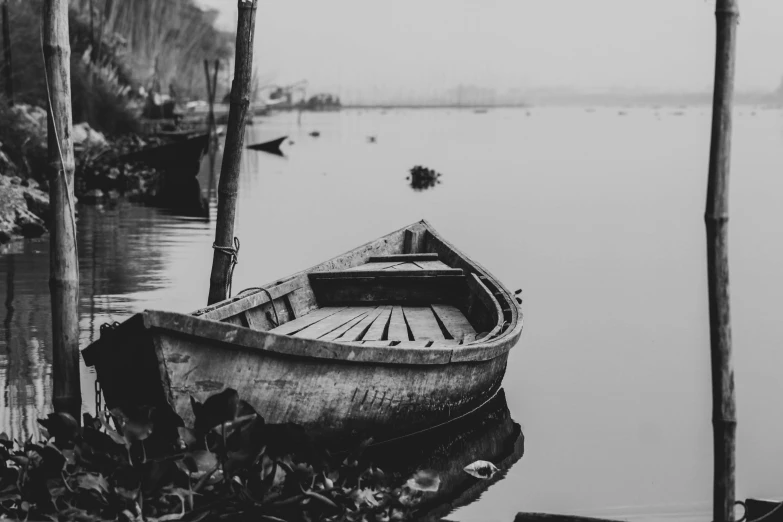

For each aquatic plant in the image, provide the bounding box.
[407,165,442,191]
[0,389,439,521]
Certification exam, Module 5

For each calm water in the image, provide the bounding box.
[2,107,783,521]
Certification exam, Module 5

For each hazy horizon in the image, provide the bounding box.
[196,1,783,103]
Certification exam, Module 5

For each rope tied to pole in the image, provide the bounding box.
[212,236,240,298]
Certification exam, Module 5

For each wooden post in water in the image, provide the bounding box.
[705,1,738,521]
[204,59,220,207]
[43,0,80,419]
[2,0,13,104]
[207,0,258,305]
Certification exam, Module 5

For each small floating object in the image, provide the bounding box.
[309,131,321,137]
[463,460,500,479]
[409,165,442,191]
[81,221,523,445]
[618,111,627,116]
[247,136,287,156]
[473,109,488,114]
[367,136,377,143]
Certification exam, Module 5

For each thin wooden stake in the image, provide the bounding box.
[705,1,738,521]
[43,0,80,419]
[89,0,94,51]
[207,0,257,305]
[2,0,13,104]
[204,59,220,212]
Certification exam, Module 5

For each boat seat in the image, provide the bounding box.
[308,254,466,307]
[268,304,479,346]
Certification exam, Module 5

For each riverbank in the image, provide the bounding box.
[0,174,49,244]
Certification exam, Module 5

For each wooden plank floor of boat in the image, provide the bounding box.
[268,303,476,346]
[269,255,478,347]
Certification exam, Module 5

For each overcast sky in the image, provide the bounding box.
[196,0,782,98]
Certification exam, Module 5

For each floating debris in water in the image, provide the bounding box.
[463,460,500,479]
[407,165,442,191]
[309,131,321,137]
[367,136,377,143]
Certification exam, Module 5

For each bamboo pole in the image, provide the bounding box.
[705,1,738,521]
[89,0,94,51]
[2,0,12,104]
[43,0,80,419]
[207,0,258,305]
[204,59,219,212]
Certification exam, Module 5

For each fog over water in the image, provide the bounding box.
[198,0,783,101]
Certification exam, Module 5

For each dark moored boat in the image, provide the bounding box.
[82,220,523,445]
[121,132,209,171]
[247,135,287,155]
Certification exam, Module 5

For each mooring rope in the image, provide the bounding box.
[212,236,240,297]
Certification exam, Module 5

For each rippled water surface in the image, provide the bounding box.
[2,107,783,521]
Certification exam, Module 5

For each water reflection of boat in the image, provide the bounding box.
[82,220,523,446]
[368,389,524,521]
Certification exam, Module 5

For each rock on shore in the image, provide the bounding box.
[0,175,50,244]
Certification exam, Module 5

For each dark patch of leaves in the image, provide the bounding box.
[0,388,438,522]
[407,165,442,191]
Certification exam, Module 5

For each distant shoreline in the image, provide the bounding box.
[333,91,781,109]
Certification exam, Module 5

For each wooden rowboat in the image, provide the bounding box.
[82,220,523,445]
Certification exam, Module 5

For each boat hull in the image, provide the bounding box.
[155,324,508,442]
[84,220,524,445]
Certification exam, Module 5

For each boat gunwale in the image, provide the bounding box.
[145,219,523,365]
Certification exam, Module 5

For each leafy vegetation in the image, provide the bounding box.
[71,0,234,101]
[407,166,442,191]
[0,389,440,521]
[0,0,232,136]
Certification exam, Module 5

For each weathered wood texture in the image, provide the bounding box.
[363,306,392,340]
[268,306,345,336]
[432,304,476,340]
[706,2,738,521]
[294,307,372,340]
[2,0,12,103]
[83,220,525,444]
[515,515,625,522]
[44,0,80,418]
[387,306,410,340]
[368,254,438,262]
[310,274,468,307]
[403,228,425,254]
[338,306,388,341]
[402,307,445,341]
[148,314,508,444]
[196,278,301,321]
[207,0,258,305]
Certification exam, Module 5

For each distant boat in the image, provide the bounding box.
[473,109,488,114]
[247,136,287,156]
